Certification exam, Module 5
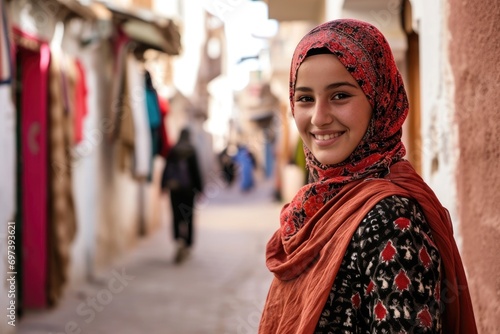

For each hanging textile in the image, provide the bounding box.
[126,53,151,179]
[47,45,77,306]
[116,50,136,173]
[109,32,138,173]
[14,27,50,309]
[0,0,12,83]
[145,70,161,154]
[158,94,171,158]
[73,60,88,144]
[109,29,129,141]
[145,70,162,180]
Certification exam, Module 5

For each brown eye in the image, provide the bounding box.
[296,96,314,103]
[332,93,351,100]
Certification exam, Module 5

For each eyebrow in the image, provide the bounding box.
[295,81,358,92]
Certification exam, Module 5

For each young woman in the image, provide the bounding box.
[258,19,477,334]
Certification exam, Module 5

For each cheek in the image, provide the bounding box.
[362,105,374,130]
[293,113,308,133]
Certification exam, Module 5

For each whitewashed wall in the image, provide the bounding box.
[0,84,16,334]
[68,39,112,284]
[412,0,462,248]
[156,0,205,99]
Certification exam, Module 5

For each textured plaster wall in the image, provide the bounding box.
[448,0,500,332]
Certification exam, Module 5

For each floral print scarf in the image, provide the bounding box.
[282,19,409,239]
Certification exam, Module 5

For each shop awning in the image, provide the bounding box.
[265,0,325,22]
[54,0,98,20]
[105,3,181,55]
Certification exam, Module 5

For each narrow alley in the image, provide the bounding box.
[17,180,281,334]
[2,0,499,332]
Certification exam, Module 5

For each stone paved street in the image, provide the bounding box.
[17,179,281,334]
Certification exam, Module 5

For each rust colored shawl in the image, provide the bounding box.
[259,161,477,333]
[259,19,477,334]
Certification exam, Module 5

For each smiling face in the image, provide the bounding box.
[293,53,373,166]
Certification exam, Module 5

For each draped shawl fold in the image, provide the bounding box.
[259,161,477,334]
[259,19,477,334]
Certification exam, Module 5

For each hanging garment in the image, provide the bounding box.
[158,94,171,158]
[126,53,151,179]
[15,27,51,309]
[108,37,136,173]
[144,70,162,180]
[0,0,12,83]
[73,60,88,144]
[116,55,136,173]
[46,49,77,307]
[109,31,129,141]
[145,70,162,156]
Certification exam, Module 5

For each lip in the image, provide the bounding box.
[311,131,345,146]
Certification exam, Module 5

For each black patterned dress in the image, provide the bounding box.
[315,195,443,333]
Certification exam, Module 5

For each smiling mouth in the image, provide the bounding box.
[313,132,345,141]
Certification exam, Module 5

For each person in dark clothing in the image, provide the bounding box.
[161,128,204,263]
[217,146,236,185]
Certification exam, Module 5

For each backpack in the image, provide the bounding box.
[162,157,192,191]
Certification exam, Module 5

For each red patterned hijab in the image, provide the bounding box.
[282,19,409,239]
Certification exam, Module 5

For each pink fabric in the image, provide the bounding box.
[158,94,171,158]
[17,34,50,308]
[74,60,88,143]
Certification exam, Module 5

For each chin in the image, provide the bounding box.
[313,147,354,165]
[310,146,351,166]
[315,155,346,166]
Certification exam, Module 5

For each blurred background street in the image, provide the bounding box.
[1,0,499,333]
[17,179,280,334]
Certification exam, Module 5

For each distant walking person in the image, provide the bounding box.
[234,144,255,192]
[161,128,204,263]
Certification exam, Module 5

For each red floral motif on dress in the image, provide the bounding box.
[351,292,361,309]
[434,283,441,301]
[315,196,443,333]
[374,300,388,321]
[394,217,411,231]
[365,279,376,296]
[381,240,397,263]
[419,246,432,269]
[417,305,433,328]
[394,269,411,291]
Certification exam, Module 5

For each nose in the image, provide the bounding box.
[311,99,334,127]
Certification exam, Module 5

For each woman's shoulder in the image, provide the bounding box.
[363,194,426,226]
[349,194,441,286]
[353,194,435,252]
